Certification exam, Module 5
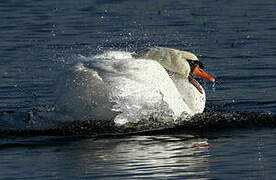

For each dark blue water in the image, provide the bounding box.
[1,0,276,179]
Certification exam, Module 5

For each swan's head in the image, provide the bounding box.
[185,54,215,83]
[136,47,215,80]
[135,47,215,93]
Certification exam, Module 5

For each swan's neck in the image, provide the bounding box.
[188,75,203,94]
[168,72,206,114]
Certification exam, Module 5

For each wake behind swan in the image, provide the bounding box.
[53,47,215,126]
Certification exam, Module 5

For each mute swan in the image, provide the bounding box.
[54,47,215,125]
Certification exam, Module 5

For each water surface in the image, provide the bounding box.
[1,0,276,179]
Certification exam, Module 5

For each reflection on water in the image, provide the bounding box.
[0,135,210,179]
[72,136,210,179]
[1,129,275,179]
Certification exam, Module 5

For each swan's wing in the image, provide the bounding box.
[52,54,193,126]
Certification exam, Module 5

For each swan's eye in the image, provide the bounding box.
[187,60,195,70]
[197,61,205,69]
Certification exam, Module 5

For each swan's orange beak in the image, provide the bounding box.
[192,65,215,82]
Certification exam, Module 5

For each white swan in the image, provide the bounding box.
[54,47,215,126]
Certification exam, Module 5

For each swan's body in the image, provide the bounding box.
[54,47,214,125]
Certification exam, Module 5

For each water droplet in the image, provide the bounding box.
[212,81,216,92]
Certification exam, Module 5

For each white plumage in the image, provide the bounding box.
[54,47,214,126]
